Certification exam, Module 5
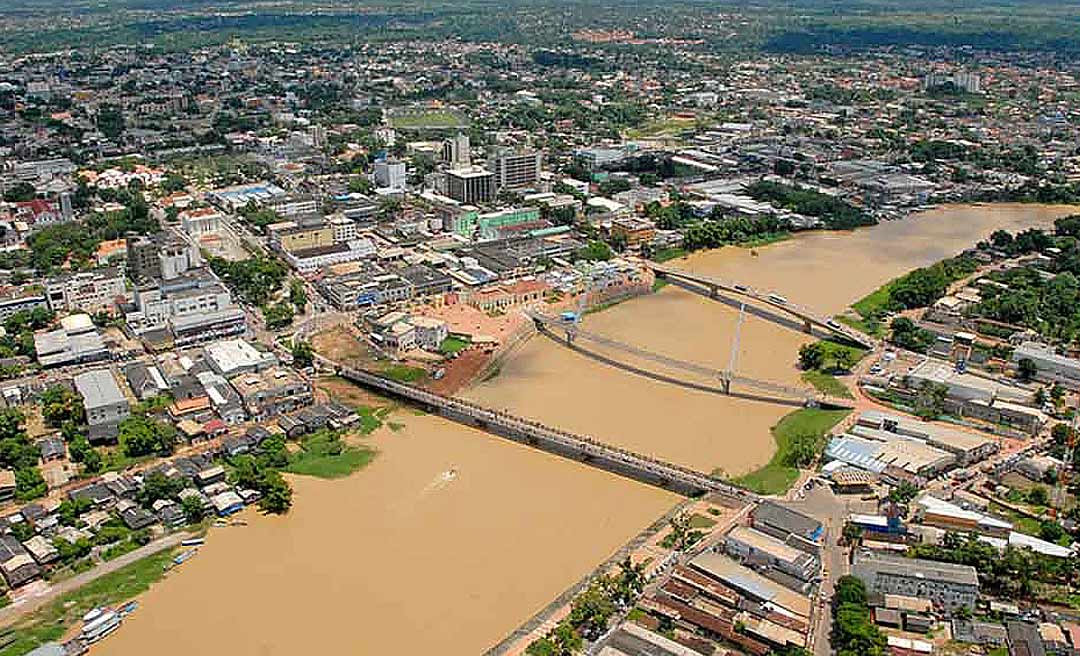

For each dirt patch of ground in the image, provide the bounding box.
[312,326,374,367]
[315,375,394,409]
[425,349,492,396]
[25,407,52,439]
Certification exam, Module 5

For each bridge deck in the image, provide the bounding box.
[526,310,853,407]
[648,263,878,349]
[328,359,751,498]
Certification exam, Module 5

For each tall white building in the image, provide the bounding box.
[490,148,542,190]
[442,133,471,167]
[374,160,407,191]
[329,215,359,244]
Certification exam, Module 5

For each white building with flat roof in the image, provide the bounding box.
[1012,341,1080,389]
[74,369,130,444]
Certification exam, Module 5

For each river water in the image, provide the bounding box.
[97,204,1073,655]
[464,204,1072,476]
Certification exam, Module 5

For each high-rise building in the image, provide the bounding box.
[374,160,407,190]
[59,192,73,221]
[489,149,542,190]
[442,133,471,167]
[445,167,496,204]
[922,71,981,95]
[309,124,327,149]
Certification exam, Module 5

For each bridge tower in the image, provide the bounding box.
[722,303,747,395]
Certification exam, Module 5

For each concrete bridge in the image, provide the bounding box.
[648,263,879,349]
[327,359,753,499]
[526,310,854,409]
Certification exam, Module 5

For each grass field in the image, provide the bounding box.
[439,336,471,355]
[817,338,868,365]
[652,247,687,263]
[390,109,467,129]
[733,408,850,495]
[851,282,893,320]
[625,116,696,139]
[688,513,718,530]
[285,430,377,479]
[801,370,853,399]
[380,364,427,383]
[0,548,178,656]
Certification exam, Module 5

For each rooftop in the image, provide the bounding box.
[854,552,979,587]
[73,369,126,409]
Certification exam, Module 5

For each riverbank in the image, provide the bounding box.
[0,540,184,656]
[94,411,678,656]
[90,203,1080,654]
[731,408,850,495]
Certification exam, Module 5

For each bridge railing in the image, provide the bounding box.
[332,362,746,495]
[648,263,878,348]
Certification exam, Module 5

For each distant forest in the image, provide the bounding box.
[1,0,1080,55]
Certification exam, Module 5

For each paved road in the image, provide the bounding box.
[0,531,192,629]
[784,483,872,656]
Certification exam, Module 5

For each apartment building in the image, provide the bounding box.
[45,268,127,313]
[489,149,542,190]
[445,167,496,204]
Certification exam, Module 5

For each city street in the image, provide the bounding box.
[785,482,874,656]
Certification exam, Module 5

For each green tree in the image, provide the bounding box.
[96,105,125,141]
[41,386,86,427]
[842,523,864,545]
[137,471,183,508]
[289,279,308,312]
[888,481,919,504]
[182,496,207,524]
[576,240,613,262]
[1028,485,1049,507]
[1034,387,1048,406]
[784,431,821,468]
[1018,357,1038,382]
[118,415,177,457]
[2,182,36,203]
[291,339,314,369]
[833,348,857,373]
[1040,520,1066,544]
[15,467,46,501]
[58,498,92,526]
[258,471,293,514]
[914,380,948,420]
[798,343,825,370]
[263,302,295,330]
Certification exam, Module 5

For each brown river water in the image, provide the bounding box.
[96,204,1073,655]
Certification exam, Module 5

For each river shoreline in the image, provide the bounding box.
[89,203,1078,656]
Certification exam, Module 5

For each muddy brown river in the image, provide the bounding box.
[97,204,1074,655]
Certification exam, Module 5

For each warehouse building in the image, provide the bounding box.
[853,552,978,610]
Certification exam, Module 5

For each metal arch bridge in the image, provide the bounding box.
[647,263,879,350]
[525,310,853,408]
[323,356,752,499]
